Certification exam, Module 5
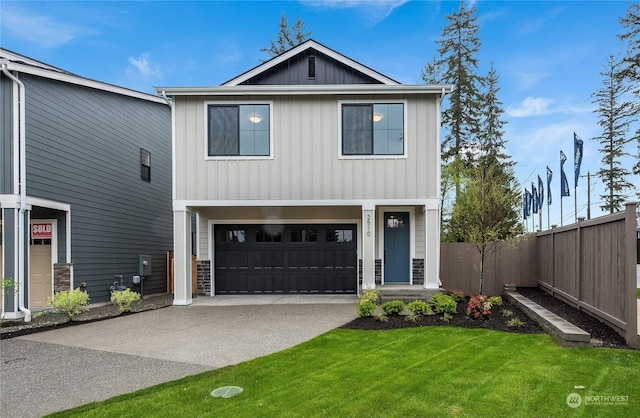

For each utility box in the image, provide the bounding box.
[138,255,152,277]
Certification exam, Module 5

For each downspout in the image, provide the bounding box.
[2,63,31,322]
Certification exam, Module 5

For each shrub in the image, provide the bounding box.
[501,309,513,317]
[360,288,380,304]
[445,289,466,303]
[466,295,492,319]
[356,299,376,317]
[110,289,141,313]
[507,317,525,328]
[48,288,90,320]
[381,300,406,316]
[404,312,421,323]
[488,295,503,306]
[430,293,457,315]
[407,300,432,316]
[375,314,389,323]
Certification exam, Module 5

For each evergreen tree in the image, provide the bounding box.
[260,13,311,60]
[617,3,640,196]
[592,54,635,213]
[423,0,484,165]
[478,64,512,169]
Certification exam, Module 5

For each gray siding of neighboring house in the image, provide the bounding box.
[1,76,14,194]
[23,74,172,302]
[240,48,381,85]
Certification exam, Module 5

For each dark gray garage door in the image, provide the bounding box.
[214,224,357,294]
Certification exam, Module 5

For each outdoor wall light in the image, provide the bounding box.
[373,112,383,122]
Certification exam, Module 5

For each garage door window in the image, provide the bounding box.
[291,229,317,243]
[327,229,353,243]
[256,229,282,243]
[219,230,246,243]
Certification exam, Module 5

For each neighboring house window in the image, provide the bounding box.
[208,104,270,157]
[341,103,404,156]
[140,148,151,182]
[308,56,316,79]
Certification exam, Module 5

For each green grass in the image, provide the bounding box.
[48,328,639,418]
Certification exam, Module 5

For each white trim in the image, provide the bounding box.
[157,84,453,97]
[171,100,177,201]
[222,40,399,86]
[337,100,408,160]
[207,218,362,297]
[12,79,19,193]
[0,60,167,104]
[175,198,440,211]
[378,207,415,285]
[203,101,274,160]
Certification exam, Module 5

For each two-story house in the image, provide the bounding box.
[157,40,452,305]
[1,49,173,320]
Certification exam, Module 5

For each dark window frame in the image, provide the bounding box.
[341,102,405,157]
[140,148,151,182]
[207,103,271,158]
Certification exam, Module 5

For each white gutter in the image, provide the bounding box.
[1,62,31,322]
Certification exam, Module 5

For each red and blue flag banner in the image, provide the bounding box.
[560,150,570,197]
[546,166,553,205]
[574,133,583,188]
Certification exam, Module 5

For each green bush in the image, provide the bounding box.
[360,288,380,304]
[356,299,376,317]
[507,317,525,328]
[407,300,432,315]
[430,293,457,315]
[381,300,406,316]
[488,295,503,306]
[501,309,513,317]
[48,288,90,320]
[110,289,141,313]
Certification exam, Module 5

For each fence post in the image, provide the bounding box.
[576,217,586,310]
[624,202,638,348]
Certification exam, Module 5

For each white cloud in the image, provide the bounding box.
[1,7,98,48]
[300,0,409,25]
[507,97,554,117]
[126,53,162,81]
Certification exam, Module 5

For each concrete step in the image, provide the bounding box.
[504,290,591,347]
[377,286,441,303]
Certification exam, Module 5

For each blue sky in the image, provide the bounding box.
[1,0,638,229]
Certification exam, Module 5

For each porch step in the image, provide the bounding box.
[504,289,591,347]
[377,286,441,303]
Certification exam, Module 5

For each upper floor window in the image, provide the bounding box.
[207,104,270,157]
[341,103,404,157]
[140,148,151,182]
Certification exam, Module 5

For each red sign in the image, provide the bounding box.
[32,223,53,239]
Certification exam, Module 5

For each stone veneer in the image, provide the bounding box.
[412,258,425,285]
[53,263,73,293]
[359,259,382,285]
[196,260,211,296]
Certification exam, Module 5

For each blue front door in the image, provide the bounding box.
[384,212,410,283]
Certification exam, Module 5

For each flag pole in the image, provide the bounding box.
[547,199,550,229]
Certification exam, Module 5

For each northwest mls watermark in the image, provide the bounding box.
[566,393,630,408]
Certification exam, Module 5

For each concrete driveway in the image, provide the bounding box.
[0,297,357,418]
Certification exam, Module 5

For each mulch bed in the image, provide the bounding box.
[341,297,543,334]
[341,288,635,350]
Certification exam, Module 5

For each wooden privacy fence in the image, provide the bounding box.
[166,251,197,297]
[537,203,637,348]
[441,202,638,348]
[440,236,538,297]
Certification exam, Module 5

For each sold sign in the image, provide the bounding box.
[32,223,53,239]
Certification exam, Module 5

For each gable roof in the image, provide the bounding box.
[222,39,400,86]
[0,48,167,105]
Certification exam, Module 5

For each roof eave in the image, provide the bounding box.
[155,84,454,97]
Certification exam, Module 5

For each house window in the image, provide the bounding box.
[341,103,404,156]
[140,148,151,182]
[219,229,246,243]
[291,229,317,243]
[256,228,282,243]
[308,56,316,79]
[208,104,270,157]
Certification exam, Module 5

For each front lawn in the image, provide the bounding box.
[49,328,639,417]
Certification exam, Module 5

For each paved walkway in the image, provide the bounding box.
[0,298,357,418]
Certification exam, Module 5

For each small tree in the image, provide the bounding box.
[1,278,17,325]
[260,13,311,60]
[448,163,523,293]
